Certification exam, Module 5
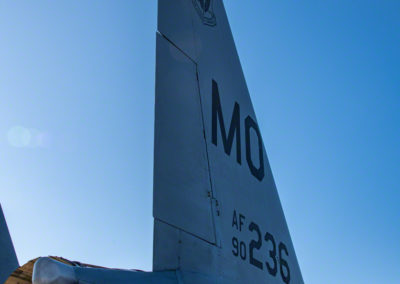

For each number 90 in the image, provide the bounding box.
[232,237,247,260]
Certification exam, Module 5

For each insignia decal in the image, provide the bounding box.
[192,0,216,26]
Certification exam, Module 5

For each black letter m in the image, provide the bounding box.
[211,80,241,164]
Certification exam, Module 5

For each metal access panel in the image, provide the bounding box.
[153,33,216,244]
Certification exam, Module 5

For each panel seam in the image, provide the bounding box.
[156,31,197,65]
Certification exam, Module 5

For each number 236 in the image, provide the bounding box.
[232,222,290,284]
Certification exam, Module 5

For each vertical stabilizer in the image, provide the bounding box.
[154,1,303,283]
[0,204,19,283]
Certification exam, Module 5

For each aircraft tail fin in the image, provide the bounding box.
[0,204,19,283]
[154,0,303,282]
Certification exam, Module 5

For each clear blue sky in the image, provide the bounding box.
[1,1,399,283]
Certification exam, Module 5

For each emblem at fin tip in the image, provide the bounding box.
[192,0,217,26]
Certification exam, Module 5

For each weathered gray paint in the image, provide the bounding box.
[154,0,303,283]
[0,204,19,283]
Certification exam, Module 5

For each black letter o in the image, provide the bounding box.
[245,116,264,181]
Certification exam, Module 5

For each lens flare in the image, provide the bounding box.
[7,126,31,148]
[7,126,51,148]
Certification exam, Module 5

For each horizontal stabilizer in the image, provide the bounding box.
[32,257,179,284]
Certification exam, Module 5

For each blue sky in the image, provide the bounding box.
[0,1,399,283]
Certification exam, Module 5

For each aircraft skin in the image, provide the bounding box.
[2,1,303,283]
[0,205,19,283]
[153,0,303,283]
